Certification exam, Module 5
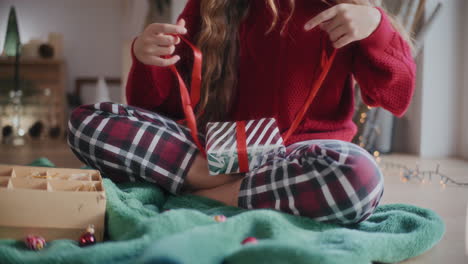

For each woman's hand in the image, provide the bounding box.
[133,19,187,66]
[304,4,381,49]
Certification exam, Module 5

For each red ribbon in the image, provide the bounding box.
[282,44,336,143]
[235,121,249,173]
[170,34,336,162]
[168,36,206,157]
[181,37,202,107]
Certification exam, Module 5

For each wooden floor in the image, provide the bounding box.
[0,139,83,168]
[379,155,468,263]
[0,141,467,263]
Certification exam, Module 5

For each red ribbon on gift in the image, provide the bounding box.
[170,33,336,166]
[235,121,249,172]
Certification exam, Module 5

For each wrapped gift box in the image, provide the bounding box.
[0,165,106,241]
[206,118,285,175]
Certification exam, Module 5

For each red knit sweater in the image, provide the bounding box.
[126,0,416,145]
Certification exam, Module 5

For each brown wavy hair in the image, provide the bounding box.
[196,0,409,127]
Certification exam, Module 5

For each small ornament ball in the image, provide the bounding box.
[25,235,46,251]
[213,215,227,222]
[79,225,96,247]
[241,237,258,245]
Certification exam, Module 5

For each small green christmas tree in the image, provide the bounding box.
[3,6,21,56]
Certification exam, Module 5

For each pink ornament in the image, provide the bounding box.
[25,235,46,251]
[79,225,96,247]
[241,237,258,245]
[213,215,227,222]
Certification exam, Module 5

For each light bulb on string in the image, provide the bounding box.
[380,159,468,188]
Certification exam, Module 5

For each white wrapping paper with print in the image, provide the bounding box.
[205,118,286,175]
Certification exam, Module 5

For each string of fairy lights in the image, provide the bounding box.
[355,106,377,149]
[353,101,468,188]
[373,151,468,188]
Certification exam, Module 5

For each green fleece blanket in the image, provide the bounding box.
[0,159,445,264]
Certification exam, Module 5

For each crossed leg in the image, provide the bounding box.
[68,102,383,224]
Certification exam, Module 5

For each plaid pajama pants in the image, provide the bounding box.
[68,102,384,224]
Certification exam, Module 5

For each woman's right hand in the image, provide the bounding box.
[133,19,187,67]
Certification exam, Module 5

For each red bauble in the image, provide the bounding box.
[79,225,96,247]
[25,235,46,251]
[241,237,258,245]
[79,232,96,246]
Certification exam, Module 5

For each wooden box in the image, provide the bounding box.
[0,165,106,241]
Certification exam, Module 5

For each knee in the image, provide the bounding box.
[288,141,384,224]
[69,104,93,125]
[66,105,97,166]
[340,153,384,224]
[68,104,95,134]
[67,103,110,148]
[68,102,117,131]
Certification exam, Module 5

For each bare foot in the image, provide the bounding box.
[192,177,243,207]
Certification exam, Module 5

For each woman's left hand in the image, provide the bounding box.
[304,4,382,49]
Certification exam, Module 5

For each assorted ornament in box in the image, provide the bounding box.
[205,118,286,175]
[0,165,106,248]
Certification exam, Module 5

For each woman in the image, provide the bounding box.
[68,0,415,224]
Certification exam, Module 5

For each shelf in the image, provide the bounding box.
[0,57,64,65]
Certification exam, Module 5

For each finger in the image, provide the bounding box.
[154,34,178,46]
[148,23,187,35]
[320,17,343,33]
[174,19,185,44]
[333,34,354,49]
[304,6,339,31]
[153,45,176,57]
[328,24,348,43]
[146,55,180,67]
[177,18,186,27]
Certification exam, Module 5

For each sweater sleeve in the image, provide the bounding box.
[125,0,201,119]
[352,7,416,117]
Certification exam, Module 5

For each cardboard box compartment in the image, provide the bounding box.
[0,165,106,241]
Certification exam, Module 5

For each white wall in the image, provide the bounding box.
[459,0,468,160]
[395,0,466,158]
[120,0,150,103]
[419,0,465,158]
[171,0,189,23]
[120,0,175,102]
[392,54,424,155]
[0,0,122,100]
